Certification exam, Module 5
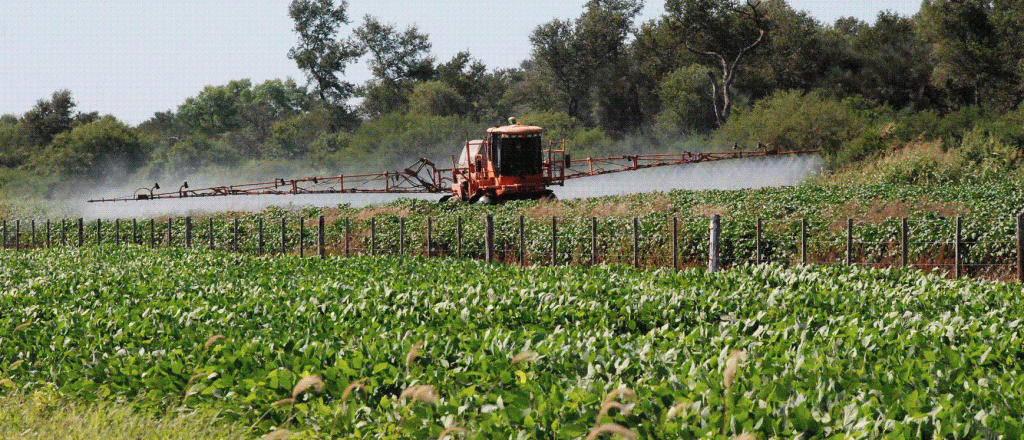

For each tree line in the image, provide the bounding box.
[3,0,1024,198]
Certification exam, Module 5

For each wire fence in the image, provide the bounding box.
[2,213,1023,282]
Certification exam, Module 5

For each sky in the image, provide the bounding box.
[1,1,922,126]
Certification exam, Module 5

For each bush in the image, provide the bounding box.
[714,90,868,156]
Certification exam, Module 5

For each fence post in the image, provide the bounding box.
[800,218,808,266]
[300,217,305,257]
[755,218,763,265]
[280,217,287,255]
[846,218,853,266]
[709,214,721,273]
[632,217,639,267]
[258,217,264,255]
[485,214,495,263]
[901,217,909,268]
[31,220,36,248]
[15,220,20,251]
[399,217,405,256]
[132,219,138,245]
[46,220,51,249]
[96,219,102,246]
[2,220,6,249]
[458,216,464,259]
[149,219,154,247]
[209,218,214,250]
[372,217,382,256]
[550,216,557,266]
[233,218,239,252]
[185,217,193,249]
[167,218,173,247]
[591,216,598,266]
[62,219,67,247]
[673,216,679,269]
[1017,212,1023,283]
[425,217,432,258]
[955,216,962,279]
[318,215,326,259]
[518,215,525,265]
[345,218,350,257]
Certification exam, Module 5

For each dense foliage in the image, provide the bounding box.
[2,247,1022,438]
[3,0,1024,199]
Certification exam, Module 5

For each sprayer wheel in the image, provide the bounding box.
[478,195,495,205]
[438,194,453,203]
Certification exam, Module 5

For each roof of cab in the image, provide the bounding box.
[487,125,543,135]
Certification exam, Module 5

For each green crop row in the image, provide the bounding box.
[2,246,1023,438]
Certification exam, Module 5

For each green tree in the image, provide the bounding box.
[408,81,467,117]
[354,15,435,117]
[33,116,145,181]
[287,0,362,123]
[668,0,767,126]
[20,90,76,149]
[658,64,719,133]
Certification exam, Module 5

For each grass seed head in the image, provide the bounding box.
[203,334,225,350]
[272,398,297,407]
[597,401,631,421]
[291,375,325,399]
[341,378,367,402]
[400,385,439,404]
[666,401,696,420]
[602,387,637,406]
[262,429,292,439]
[723,349,747,390]
[406,340,424,369]
[511,350,540,365]
[585,423,638,440]
[13,322,32,332]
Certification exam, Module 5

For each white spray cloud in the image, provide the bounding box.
[75,154,823,219]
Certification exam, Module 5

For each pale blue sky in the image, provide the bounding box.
[1,1,921,125]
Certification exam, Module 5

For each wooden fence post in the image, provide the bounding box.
[300,217,305,257]
[167,218,173,247]
[62,219,67,247]
[96,219,101,246]
[318,215,325,259]
[345,218,350,257]
[78,218,84,247]
[800,218,808,266]
[955,216,962,279]
[632,217,639,267]
[114,219,119,246]
[846,218,853,266]
[2,220,6,249]
[233,218,239,252]
[149,219,154,247]
[518,215,524,264]
[591,216,598,266]
[371,217,381,256]
[550,216,557,266]
[46,220,51,248]
[1017,213,1023,283]
[185,217,193,249]
[209,218,214,250]
[133,219,138,245]
[709,214,721,273]
[673,216,679,269]
[31,220,36,248]
[755,218,763,265]
[485,214,495,263]
[901,217,909,268]
[399,217,405,255]
[258,217,264,255]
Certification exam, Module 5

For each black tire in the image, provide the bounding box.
[539,191,558,202]
[438,194,453,203]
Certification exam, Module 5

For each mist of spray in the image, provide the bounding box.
[76,153,823,219]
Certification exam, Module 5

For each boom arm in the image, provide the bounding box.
[559,148,819,182]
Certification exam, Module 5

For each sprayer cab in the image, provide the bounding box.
[451,124,565,204]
